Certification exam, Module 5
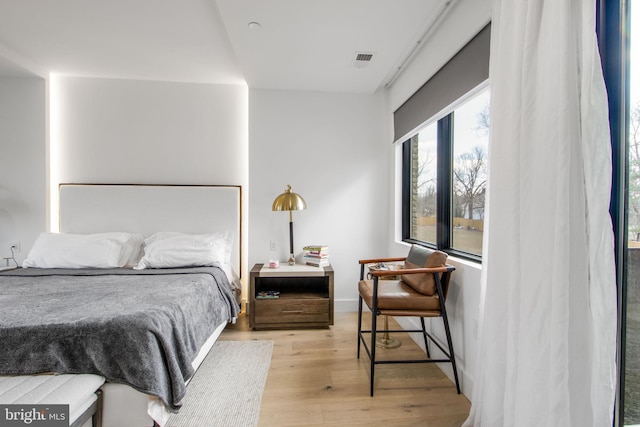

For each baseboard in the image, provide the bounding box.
[334,298,359,313]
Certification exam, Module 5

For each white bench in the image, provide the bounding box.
[0,374,105,427]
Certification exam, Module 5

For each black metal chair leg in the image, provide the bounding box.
[441,310,460,394]
[434,272,460,394]
[357,295,363,359]
[420,317,431,358]
[370,311,377,397]
[357,264,365,360]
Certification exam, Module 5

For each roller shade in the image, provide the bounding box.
[393,23,491,142]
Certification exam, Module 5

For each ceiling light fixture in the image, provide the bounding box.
[248,21,261,31]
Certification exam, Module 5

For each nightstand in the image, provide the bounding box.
[249,263,334,330]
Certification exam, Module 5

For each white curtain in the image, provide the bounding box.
[463,0,618,426]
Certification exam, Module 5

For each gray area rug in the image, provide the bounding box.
[166,340,274,427]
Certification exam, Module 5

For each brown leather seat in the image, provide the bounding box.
[358,279,441,313]
[357,245,460,396]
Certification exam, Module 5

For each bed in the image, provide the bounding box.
[0,184,243,427]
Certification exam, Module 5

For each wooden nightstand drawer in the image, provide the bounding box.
[254,298,329,324]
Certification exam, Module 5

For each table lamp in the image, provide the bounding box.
[272,185,307,265]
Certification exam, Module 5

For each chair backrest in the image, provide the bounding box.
[405,245,432,266]
[402,245,450,297]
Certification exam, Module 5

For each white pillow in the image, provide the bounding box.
[134,231,233,270]
[22,232,144,269]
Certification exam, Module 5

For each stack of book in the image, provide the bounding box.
[303,245,330,267]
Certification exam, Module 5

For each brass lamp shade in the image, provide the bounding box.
[272,185,306,265]
[272,185,307,212]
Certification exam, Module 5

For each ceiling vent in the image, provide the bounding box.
[352,52,375,68]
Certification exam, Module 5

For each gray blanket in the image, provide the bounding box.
[0,267,240,412]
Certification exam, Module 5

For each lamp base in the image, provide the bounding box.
[375,316,402,349]
[288,254,296,265]
[376,335,402,349]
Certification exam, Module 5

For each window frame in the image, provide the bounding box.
[401,85,488,262]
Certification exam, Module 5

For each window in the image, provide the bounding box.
[623,1,639,424]
[452,89,490,254]
[403,86,490,258]
[407,122,438,245]
[598,0,636,423]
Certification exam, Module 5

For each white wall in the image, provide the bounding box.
[385,0,491,398]
[49,76,249,281]
[0,77,46,265]
[249,88,390,311]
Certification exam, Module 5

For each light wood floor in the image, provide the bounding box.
[220,312,470,426]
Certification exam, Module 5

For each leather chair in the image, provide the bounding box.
[357,244,460,396]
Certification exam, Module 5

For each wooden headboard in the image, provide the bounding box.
[59,184,242,273]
